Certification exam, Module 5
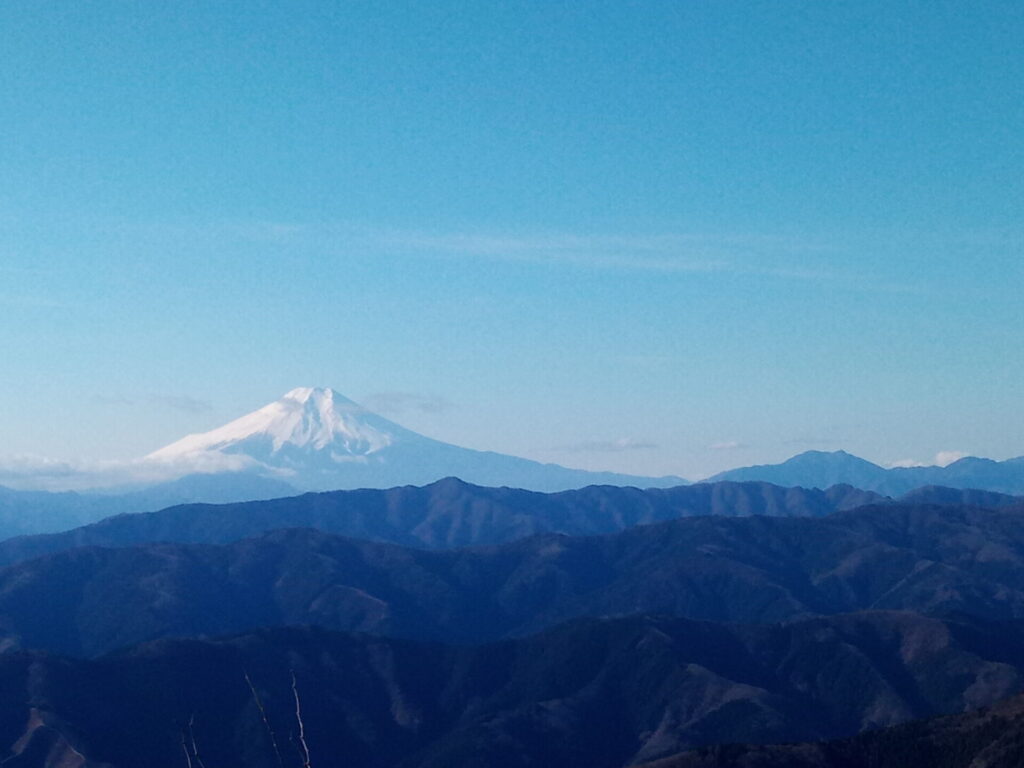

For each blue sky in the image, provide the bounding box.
[1,1,1022,480]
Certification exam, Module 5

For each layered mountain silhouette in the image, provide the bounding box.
[0,478,886,567]
[0,492,1021,764]
[0,443,1021,766]
[4,502,1024,655]
[898,484,1024,508]
[2,612,1024,767]
[708,449,1024,495]
[0,475,1013,570]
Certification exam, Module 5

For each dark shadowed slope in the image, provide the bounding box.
[0,478,884,567]
[5,503,1024,655]
[642,691,1024,768]
[898,484,1022,508]
[710,450,1024,495]
[2,613,1024,768]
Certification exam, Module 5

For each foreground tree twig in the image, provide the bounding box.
[291,670,312,768]
[245,671,286,768]
[187,713,208,768]
[180,728,194,768]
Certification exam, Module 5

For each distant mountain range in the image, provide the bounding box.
[0,476,1017,566]
[708,449,1024,495]
[0,478,912,566]
[4,444,1022,543]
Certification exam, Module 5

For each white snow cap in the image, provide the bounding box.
[147,387,414,461]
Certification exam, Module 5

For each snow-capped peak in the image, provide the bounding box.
[105,385,686,494]
[147,387,414,461]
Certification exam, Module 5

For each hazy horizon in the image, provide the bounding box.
[0,383,1018,493]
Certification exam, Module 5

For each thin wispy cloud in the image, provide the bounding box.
[0,293,70,309]
[150,395,213,414]
[710,440,749,451]
[782,432,847,446]
[0,452,259,492]
[0,455,82,482]
[0,271,48,280]
[90,393,212,413]
[368,229,926,292]
[85,217,942,302]
[361,391,454,416]
[104,217,920,291]
[91,394,135,407]
[887,450,969,469]
[381,231,769,275]
[935,450,969,466]
[222,220,307,243]
[617,354,675,367]
[558,438,658,453]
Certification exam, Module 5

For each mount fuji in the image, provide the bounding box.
[144,387,686,493]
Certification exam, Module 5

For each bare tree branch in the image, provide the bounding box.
[291,670,312,768]
[188,713,208,768]
[244,671,286,768]
[180,728,194,768]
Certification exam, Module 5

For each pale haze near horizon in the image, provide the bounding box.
[1,2,1022,482]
